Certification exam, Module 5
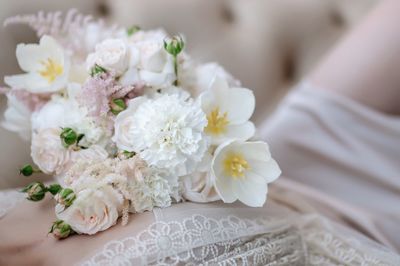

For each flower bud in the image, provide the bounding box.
[164,36,185,56]
[110,98,127,115]
[19,164,34,176]
[57,188,76,207]
[22,182,47,201]
[90,64,107,77]
[60,127,78,148]
[49,220,73,239]
[127,25,140,36]
[47,184,62,196]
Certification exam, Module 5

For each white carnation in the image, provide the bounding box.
[113,93,209,176]
[129,168,174,213]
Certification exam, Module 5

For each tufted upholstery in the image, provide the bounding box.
[0,0,376,188]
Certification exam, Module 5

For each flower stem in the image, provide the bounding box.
[173,55,179,86]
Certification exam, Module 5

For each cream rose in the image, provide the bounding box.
[56,186,123,235]
[31,128,70,175]
[121,29,175,88]
[86,38,129,75]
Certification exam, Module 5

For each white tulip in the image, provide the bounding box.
[199,77,255,145]
[211,140,281,207]
[4,35,70,93]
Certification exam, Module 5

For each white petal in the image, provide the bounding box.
[240,141,272,162]
[140,70,174,87]
[198,90,215,114]
[248,159,281,183]
[16,35,64,72]
[233,178,267,207]
[120,67,140,86]
[4,73,48,90]
[225,122,255,141]
[213,172,237,203]
[219,87,255,124]
[210,76,230,93]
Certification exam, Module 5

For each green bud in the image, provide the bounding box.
[123,150,136,158]
[57,188,76,207]
[19,164,34,176]
[90,64,107,77]
[60,127,78,148]
[22,182,47,201]
[49,220,73,239]
[163,36,185,56]
[47,184,62,196]
[127,25,140,36]
[110,98,127,115]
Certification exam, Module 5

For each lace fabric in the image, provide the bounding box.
[1,189,399,266]
[81,203,400,266]
[81,214,306,266]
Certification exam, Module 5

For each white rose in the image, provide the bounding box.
[31,94,84,131]
[31,128,70,174]
[56,186,123,235]
[86,38,129,75]
[121,29,175,88]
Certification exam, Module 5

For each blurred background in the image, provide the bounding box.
[0,0,376,189]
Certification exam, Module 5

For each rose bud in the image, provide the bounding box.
[164,36,185,56]
[22,181,47,201]
[126,25,140,36]
[56,188,76,207]
[49,220,73,239]
[60,127,78,148]
[19,164,41,176]
[47,184,62,196]
[110,98,127,115]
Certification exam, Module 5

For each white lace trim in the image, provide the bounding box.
[80,214,306,265]
[81,214,400,266]
[0,189,25,219]
[301,217,400,266]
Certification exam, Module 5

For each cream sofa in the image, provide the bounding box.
[0,0,376,188]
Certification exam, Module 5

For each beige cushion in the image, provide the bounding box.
[0,0,375,188]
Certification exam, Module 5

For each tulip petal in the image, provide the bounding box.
[248,159,281,183]
[240,141,272,162]
[214,173,237,203]
[225,122,255,141]
[218,87,255,124]
[234,178,267,207]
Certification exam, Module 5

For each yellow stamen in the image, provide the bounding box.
[38,58,63,83]
[223,152,250,179]
[205,107,229,135]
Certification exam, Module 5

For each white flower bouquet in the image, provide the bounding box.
[1,10,281,238]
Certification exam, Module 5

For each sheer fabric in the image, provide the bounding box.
[259,82,400,250]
